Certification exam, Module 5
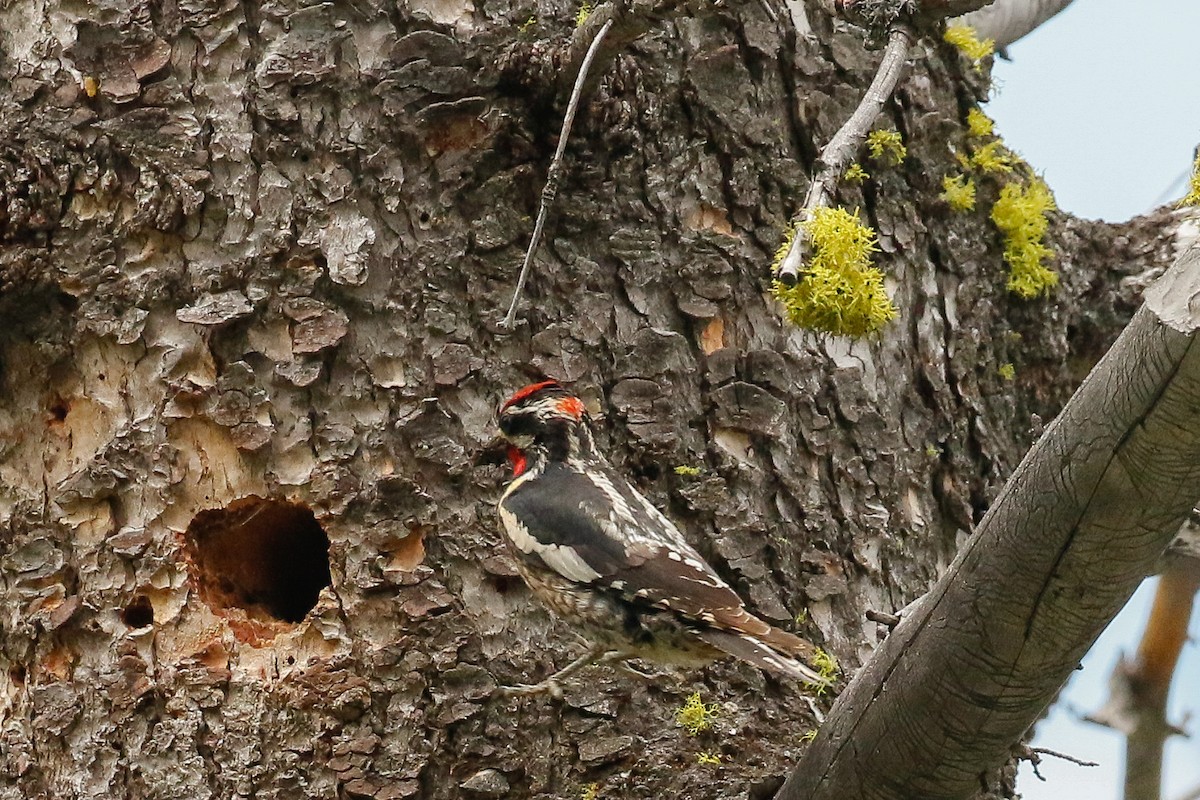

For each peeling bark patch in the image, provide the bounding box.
[387,526,427,572]
[121,594,154,628]
[700,318,725,354]
[182,497,332,632]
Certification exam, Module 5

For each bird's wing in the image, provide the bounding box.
[499,462,748,619]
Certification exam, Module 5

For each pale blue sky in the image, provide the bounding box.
[987,0,1200,221]
[985,0,1200,796]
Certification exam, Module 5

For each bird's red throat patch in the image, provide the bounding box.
[507,445,528,477]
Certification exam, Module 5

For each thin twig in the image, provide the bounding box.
[502,18,616,328]
[1019,744,1099,781]
[775,26,913,284]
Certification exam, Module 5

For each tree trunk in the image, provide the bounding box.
[0,1,1188,798]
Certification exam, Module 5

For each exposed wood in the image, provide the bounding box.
[957,0,1077,50]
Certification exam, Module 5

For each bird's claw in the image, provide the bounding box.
[614,661,666,682]
[495,679,564,700]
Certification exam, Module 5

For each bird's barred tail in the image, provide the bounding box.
[694,628,831,686]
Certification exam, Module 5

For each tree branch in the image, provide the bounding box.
[956,0,1076,50]
[779,241,1200,800]
[1087,559,1200,800]
[503,18,615,328]
[775,27,912,283]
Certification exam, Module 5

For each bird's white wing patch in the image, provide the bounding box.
[499,505,602,583]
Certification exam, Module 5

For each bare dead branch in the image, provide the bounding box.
[778,242,1200,800]
[955,0,1076,50]
[1019,744,1099,781]
[502,17,615,329]
[775,27,912,284]
[1087,561,1200,800]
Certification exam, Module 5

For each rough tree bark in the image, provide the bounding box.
[0,0,1191,799]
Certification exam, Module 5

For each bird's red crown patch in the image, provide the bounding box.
[502,380,560,410]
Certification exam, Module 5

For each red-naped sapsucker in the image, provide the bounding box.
[495,380,829,695]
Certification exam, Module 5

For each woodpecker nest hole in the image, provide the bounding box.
[182,498,331,629]
[121,594,154,629]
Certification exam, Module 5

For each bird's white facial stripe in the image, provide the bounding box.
[498,506,601,583]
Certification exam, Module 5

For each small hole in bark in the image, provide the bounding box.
[48,397,69,423]
[183,497,332,624]
[121,595,154,628]
[486,574,521,596]
[632,460,661,482]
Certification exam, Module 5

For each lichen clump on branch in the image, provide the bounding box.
[991,179,1058,298]
[1181,153,1200,207]
[948,104,1060,298]
[943,24,994,69]
[771,208,897,338]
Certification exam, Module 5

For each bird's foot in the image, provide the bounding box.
[493,645,609,700]
[603,655,669,682]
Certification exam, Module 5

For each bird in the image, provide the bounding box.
[494,379,831,696]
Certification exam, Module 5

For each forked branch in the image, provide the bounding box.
[775,26,913,284]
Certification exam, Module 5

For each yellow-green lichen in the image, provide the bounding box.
[771,208,897,338]
[844,162,869,183]
[969,140,1015,175]
[581,783,599,800]
[800,729,818,743]
[966,108,994,138]
[998,363,1016,380]
[866,130,906,166]
[943,24,995,68]
[696,752,723,766]
[1180,153,1200,207]
[674,465,702,477]
[805,647,839,694]
[991,178,1058,298]
[518,15,537,32]
[940,174,976,212]
[676,692,719,736]
[575,0,593,26]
